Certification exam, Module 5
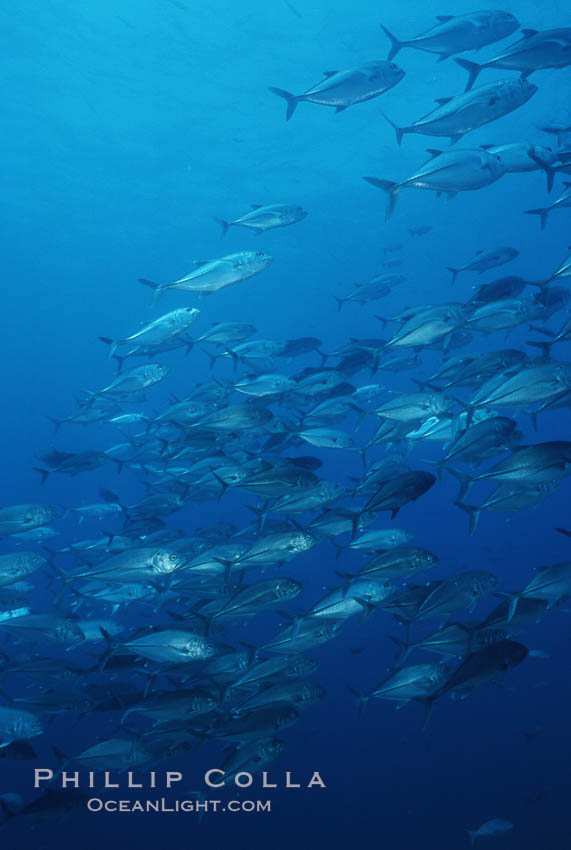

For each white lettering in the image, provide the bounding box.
[34,769,53,788]
[204,769,225,788]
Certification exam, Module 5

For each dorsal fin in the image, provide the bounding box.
[250,204,262,209]
[426,148,443,158]
[521,28,538,37]
[436,14,453,22]
[434,96,453,105]
[322,70,338,78]
[194,259,210,266]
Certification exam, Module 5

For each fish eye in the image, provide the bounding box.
[169,554,177,561]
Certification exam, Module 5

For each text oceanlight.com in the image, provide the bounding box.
[87,798,272,814]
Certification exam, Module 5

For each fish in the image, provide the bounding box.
[456,483,559,533]
[364,148,506,219]
[524,181,571,229]
[99,308,200,358]
[100,627,217,664]
[415,570,498,621]
[234,373,295,397]
[363,471,436,518]
[0,504,58,538]
[62,738,152,771]
[86,363,168,399]
[219,738,285,783]
[201,577,302,621]
[448,441,571,499]
[499,561,571,620]
[375,391,456,422]
[440,416,521,467]
[380,11,519,62]
[269,61,405,120]
[0,553,46,589]
[233,681,325,714]
[35,450,111,485]
[467,364,571,414]
[409,225,433,237]
[334,274,406,310]
[214,204,307,236]
[466,275,532,306]
[210,703,300,741]
[357,546,438,579]
[139,251,272,297]
[466,818,514,845]
[391,624,508,663]
[345,528,414,552]
[0,707,43,747]
[381,79,537,146]
[307,578,394,619]
[456,27,571,90]
[435,639,528,699]
[363,662,450,704]
[263,618,343,653]
[446,246,519,284]
[481,142,564,190]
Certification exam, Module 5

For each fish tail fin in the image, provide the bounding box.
[112,353,126,374]
[34,468,50,486]
[0,799,15,824]
[52,745,70,768]
[527,152,556,192]
[466,830,476,847]
[494,591,520,622]
[334,296,344,312]
[137,278,166,300]
[379,111,405,147]
[346,685,369,716]
[47,416,62,432]
[423,458,446,483]
[445,467,473,501]
[449,395,474,427]
[527,340,553,361]
[210,467,230,500]
[454,501,480,534]
[523,208,548,230]
[543,163,556,193]
[363,175,399,220]
[331,541,345,560]
[223,346,240,372]
[268,86,298,121]
[454,58,482,91]
[98,337,118,359]
[446,267,459,285]
[388,633,411,662]
[354,597,377,620]
[213,216,230,238]
[206,350,220,369]
[98,627,120,670]
[245,501,269,531]
[379,24,403,61]
[421,697,436,730]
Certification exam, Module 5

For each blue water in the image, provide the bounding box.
[1,1,570,847]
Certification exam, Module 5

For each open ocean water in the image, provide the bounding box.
[0,1,570,848]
